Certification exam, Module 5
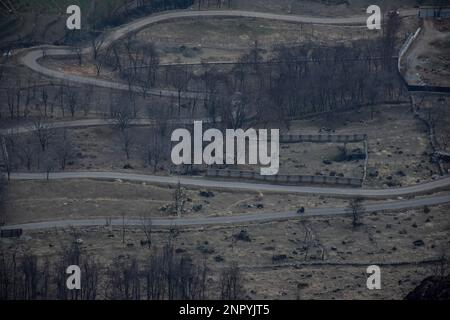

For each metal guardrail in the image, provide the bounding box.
[280,134,367,143]
[206,169,363,187]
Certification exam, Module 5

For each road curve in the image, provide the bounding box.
[20,9,418,96]
[9,171,450,198]
[10,8,446,231]
[2,194,448,230]
[0,117,218,135]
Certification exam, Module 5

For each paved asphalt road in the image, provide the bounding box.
[8,7,448,231]
[2,194,448,231]
[0,117,218,135]
[9,171,450,198]
[20,9,419,97]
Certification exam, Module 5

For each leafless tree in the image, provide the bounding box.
[106,256,141,300]
[382,10,401,71]
[142,243,208,300]
[54,240,82,300]
[110,97,133,132]
[169,65,191,117]
[140,214,153,249]
[81,85,94,116]
[0,134,14,181]
[19,253,39,300]
[120,128,134,161]
[0,63,4,85]
[348,197,365,227]
[172,181,186,217]
[5,83,21,119]
[18,135,37,171]
[75,46,83,66]
[41,149,57,181]
[32,118,54,151]
[431,251,449,278]
[40,258,50,299]
[0,175,5,225]
[222,92,252,130]
[367,80,380,120]
[80,256,99,300]
[220,261,244,300]
[66,87,79,118]
[55,129,76,170]
[122,213,126,245]
[110,97,135,161]
[90,32,106,62]
[119,38,160,99]
[41,87,49,117]
[146,128,166,172]
[137,43,160,97]
[0,248,19,299]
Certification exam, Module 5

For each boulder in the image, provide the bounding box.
[199,190,215,198]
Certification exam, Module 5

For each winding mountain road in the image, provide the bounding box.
[2,194,449,230]
[6,7,449,232]
[19,9,419,97]
[0,117,217,135]
[9,171,450,198]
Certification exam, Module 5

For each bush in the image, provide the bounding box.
[272,254,287,262]
[233,230,251,242]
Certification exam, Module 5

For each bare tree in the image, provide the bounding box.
[110,98,134,161]
[431,251,449,278]
[142,243,208,300]
[5,83,21,119]
[106,256,141,300]
[54,239,82,300]
[222,92,252,129]
[75,46,83,66]
[32,118,54,151]
[20,253,39,300]
[120,128,134,161]
[55,129,75,170]
[169,65,191,117]
[172,181,186,217]
[81,85,94,116]
[80,256,99,300]
[137,43,160,97]
[0,248,19,299]
[0,134,14,181]
[348,197,365,227]
[140,214,152,249]
[41,87,49,117]
[382,10,401,71]
[220,261,244,300]
[110,98,133,132]
[366,79,380,120]
[90,32,106,62]
[41,149,57,181]
[146,129,166,172]
[0,174,5,225]
[0,63,4,85]
[18,135,37,171]
[66,87,79,118]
